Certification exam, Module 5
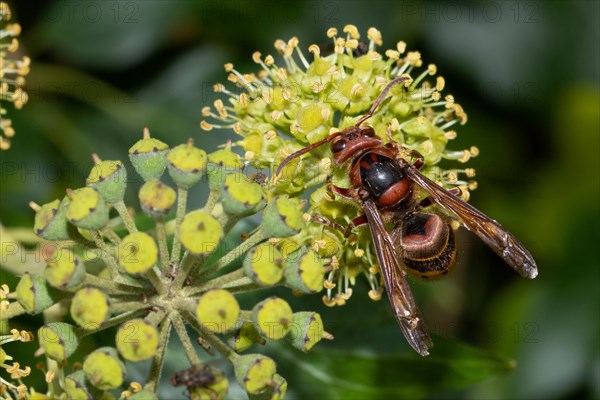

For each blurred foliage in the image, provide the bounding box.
[1,0,598,399]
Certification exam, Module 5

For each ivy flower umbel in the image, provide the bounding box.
[4,127,332,399]
[0,2,30,150]
[201,25,478,307]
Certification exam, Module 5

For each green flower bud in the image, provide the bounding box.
[65,370,101,400]
[129,390,158,400]
[233,354,277,395]
[261,196,304,238]
[66,187,109,230]
[248,374,287,400]
[44,248,85,289]
[128,129,169,181]
[206,147,243,191]
[32,198,73,241]
[243,242,284,286]
[167,139,207,189]
[15,273,61,314]
[285,312,331,352]
[86,157,127,204]
[179,211,223,256]
[252,297,293,340]
[196,289,240,333]
[138,180,176,217]
[117,232,158,274]
[83,347,126,390]
[226,322,266,352]
[116,319,159,362]
[283,248,325,293]
[38,322,82,361]
[221,174,265,216]
[70,287,110,330]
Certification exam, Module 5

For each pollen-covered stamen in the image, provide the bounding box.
[367,27,383,49]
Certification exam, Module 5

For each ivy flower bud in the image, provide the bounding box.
[261,196,304,238]
[38,322,82,361]
[65,370,101,400]
[221,174,265,216]
[196,289,240,333]
[44,249,85,289]
[32,198,74,240]
[167,139,207,189]
[252,297,293,340]
[86,157,127,204]
[138,180,176,217]
[233,354,277,395]
[83,347,126,390]
[116,319,159,362]
[206,147,244,191]
[15,273,61,314]
[117,232,159,274]
[248,374,287,400]
[179,211,223,256]
[283,248,325,293]
[128,128,169,181]
[70,287,110,330]
[243,242,284,286]
[66,187,109,230]
[285,312,330,352]
[226,322,266,352]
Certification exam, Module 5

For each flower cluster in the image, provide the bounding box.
[201,25,477,307]
[2,127,331,399]
[0,2,30,150]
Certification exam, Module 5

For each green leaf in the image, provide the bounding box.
[275,337,514,399]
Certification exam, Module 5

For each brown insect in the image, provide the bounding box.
[171,364,217,398]
[276,76,538,356]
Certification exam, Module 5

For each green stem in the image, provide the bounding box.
[90,230,121,280]
[170,187,188,264]
[146,267,167,296]
[113,200,138,233]
[172,251,208,290]
[110,301,147,314]
[102,227,121,244]
[181,268,246,297]
[0,302,26,320]
[82,274,144,294]
[181,311,236,360]
[170,312,201,366]
[202,189,220,214]
[82,309,146,336]
[145,318,172,393]
[196,228,266,280]
[155,218,170,271]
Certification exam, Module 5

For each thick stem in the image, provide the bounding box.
[102,227,121,244]
[82,309,147,336]
[196,229,266,280]
[146,267,167,296]
[181,311,236,361]
[145,318,172,393]
[181,269,246,297]
[202,189,220,214]
[113,200,138,233]
[110,301,147,315]
[172,252,208,290]
[170,187,188,264]
[90,230,122,280]
[155,218,170,271]
[170,311,201,366]
[82,274,144,294]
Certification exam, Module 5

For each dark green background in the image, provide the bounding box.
[1,1,598,399]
